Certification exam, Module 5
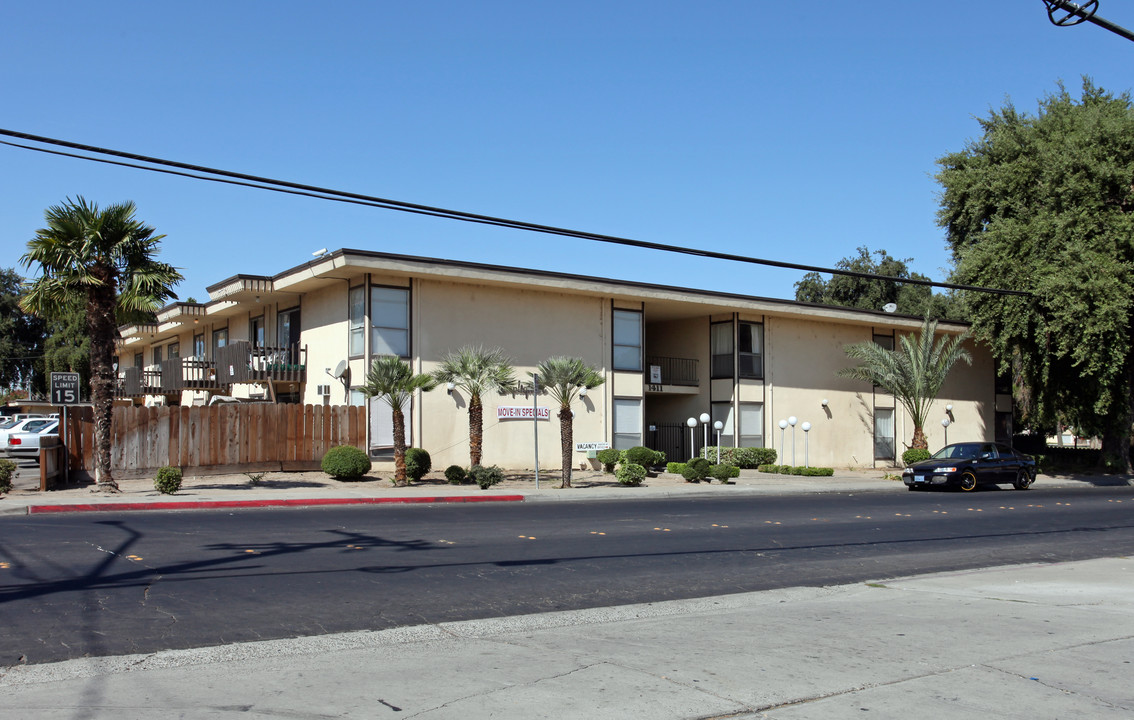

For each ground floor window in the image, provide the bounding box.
[613,397,642,450]
[369,395,412,458]
[739,402,764,448]
[874,407,895,460]
[711,402,735,448]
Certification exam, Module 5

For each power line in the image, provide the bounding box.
[0,128,1030,297]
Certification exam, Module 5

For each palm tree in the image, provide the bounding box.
[361,355,438,486]
[533,356,604,488]
[838,318,972,450]
[20,198,182,492]
[432,345,515,467]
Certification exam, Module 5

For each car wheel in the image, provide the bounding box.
[1013,470,1033,490]
[959,472,978,492]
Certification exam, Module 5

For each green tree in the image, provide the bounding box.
[431,345,515,467]
[360,355,438,486]
[936,79,1134,471]
[794,247,965,320]
[532,356,604,488]
[42,304,92,399]
[0,268,46,394]
[20,198,182,491]
[838,318,972,450]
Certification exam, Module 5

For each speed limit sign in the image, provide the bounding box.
[50,372,81,405]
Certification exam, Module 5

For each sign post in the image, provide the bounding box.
[50,372,81,485]
[532,374,540,489]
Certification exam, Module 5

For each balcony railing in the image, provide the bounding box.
[215,341,307,385]
[116,366,164,397]
[645,356,699,386]
[160,357,219,392]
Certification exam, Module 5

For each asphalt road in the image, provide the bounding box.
[2,485,1132,665]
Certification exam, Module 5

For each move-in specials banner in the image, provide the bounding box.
[497,406,550,420]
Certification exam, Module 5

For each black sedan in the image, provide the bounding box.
[903,442,1037,492]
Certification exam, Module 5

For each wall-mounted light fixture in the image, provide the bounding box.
[821,398,829,407]
[447,381,456,395]
[578,386,588,397]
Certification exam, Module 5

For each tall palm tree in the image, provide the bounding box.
[838,318,972,450]
[361,355,438,486]
[432,345,515,467]
[533,356,604,488]
[20,198,182,492]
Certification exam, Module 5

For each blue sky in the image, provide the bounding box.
[3,2,1132,304]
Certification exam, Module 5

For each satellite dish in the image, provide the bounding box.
[331,360,348,379]
[882,303,897,313]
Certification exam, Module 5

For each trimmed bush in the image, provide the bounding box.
[153,466,183,494]
[0,458,15,494]
[321,445,372,479]
[444,465,467,484]
[616,462,647,486]
[596,448,621,473]
[405,447,432,482]
[682,457,711,482]
[709,464,740,482]
[469,464,504,489]
[623,446,659,469]
[902,448,931,466]
[667,462,688,475]
[701,446,777,468]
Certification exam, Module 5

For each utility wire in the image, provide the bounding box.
[0,128,1030,297]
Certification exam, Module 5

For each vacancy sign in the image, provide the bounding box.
[497,406,550,420]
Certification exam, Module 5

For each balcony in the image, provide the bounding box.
[160,357,219,392]
[215,341,307,385]
[645,356,699,388]
[115,366,163,398]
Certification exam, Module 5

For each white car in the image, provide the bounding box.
[0,417,57,457]
[6,420,60,460]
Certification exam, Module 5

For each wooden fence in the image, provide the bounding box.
[60,404,365,479]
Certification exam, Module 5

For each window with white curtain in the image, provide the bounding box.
[711,321,733,379]
[874,407,895,460]
[612,309,642,371]
[371,286,409,358]
[739,402,764,448]
[711,402,735,448]
[369,395,411,456]
[613,398,642,450]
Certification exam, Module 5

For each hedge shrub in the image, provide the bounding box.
[681,457,711,482]
[758,464,834,476]
[701,446,777,468]
[444,465,467,484]
[154,466,183,494]
[405,447,432,481]
[0,458,16,494]
[469,464,504,489]
[709,464,740,482]
[321,445,372,479]
[667,462,687,475]
[616,462,647,486]
[623,446,660,469]
[596,448,621,473]
[902,448,931,466]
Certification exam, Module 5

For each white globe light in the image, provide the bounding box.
[942,418,951,427]
[778,419,788,429]
[788,416,797,426]
[699,412,711,424]
[802,422,811,432]
[687,417,698,428]
[713,421,723,430]
[578,386,587,397]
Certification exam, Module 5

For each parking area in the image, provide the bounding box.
[8,456,44,492]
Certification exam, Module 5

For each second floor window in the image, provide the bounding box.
[251,317,264,348]
[349,286,365,357]
[711,321,733,379]
[193,333,205,359]
[372,287,409,357]
[213,328,228,357]
[738,322,763,379]
[612,309,642,371]
[152,345,162,367]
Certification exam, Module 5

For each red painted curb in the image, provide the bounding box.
[26,495,526,514]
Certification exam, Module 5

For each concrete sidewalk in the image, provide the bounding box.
[2,557,1131,718]
[2,462,1128,516]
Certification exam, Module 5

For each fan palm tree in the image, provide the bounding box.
[432,345,515,467]
[361,355,438,486]
[20,198,182,492]
[533,356,604,488]
[838,318,972,450]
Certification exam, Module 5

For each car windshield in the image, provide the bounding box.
[0,419,17,429]
[931,443,983,460]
